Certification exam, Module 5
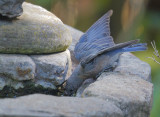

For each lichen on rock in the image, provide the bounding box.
[0,2,72,54]
[0,50,71,98]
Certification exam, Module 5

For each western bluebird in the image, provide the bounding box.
[65,10,147,96]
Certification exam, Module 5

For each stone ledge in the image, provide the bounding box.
[0,50,71,97]
[81,72,153,117]
[114,52,151,82]
[0,94,123,117]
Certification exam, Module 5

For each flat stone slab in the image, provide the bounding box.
[82,72,153,117]
[0,50,71,97]
[31,50,71,88]
[114,52,151,82]
[0,94,123,117]
[0,54,35,81]
[0,2,72,54]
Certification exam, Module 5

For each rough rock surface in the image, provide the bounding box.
[65,25,83,69]
[65,25,83,53]
[0,50,71,97]
[0,2,72,54]
[31,50,72,88]
[0,54,35,81]
[0,94,123,117]
[0,0,25,18]
[114,52,151,82]
[76,78,95,97]
[82,72,153,117]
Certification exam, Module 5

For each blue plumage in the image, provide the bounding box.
[74,10,147,66]
[65,10,147,96]
[122,43,147,52]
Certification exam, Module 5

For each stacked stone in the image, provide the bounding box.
[0,24,153,117]
[0,1,153,116]
[0,2,72,97]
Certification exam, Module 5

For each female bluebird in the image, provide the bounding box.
[65,10,147,96]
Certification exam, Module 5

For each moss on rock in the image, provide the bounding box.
[0,2,72,54]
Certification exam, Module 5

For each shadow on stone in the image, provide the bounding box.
[0,81,58,98]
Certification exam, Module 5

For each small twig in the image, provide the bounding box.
[147,41,160,65]
[151,40,160,58]
[147,56,160,65]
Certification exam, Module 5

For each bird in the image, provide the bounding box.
[65,10,147,96]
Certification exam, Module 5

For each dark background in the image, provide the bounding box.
[26,0,160,116]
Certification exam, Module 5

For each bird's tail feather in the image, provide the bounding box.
[122,43,147,52]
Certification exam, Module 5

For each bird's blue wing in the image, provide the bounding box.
[86,10,113,42]
[80,40,139,66]
[74,10,115,62]
[74,36,115,61]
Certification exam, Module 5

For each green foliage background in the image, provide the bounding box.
[26,0,160,116]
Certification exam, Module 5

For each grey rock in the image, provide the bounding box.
[0,2,72,54]
[65,25,83,70]
[0,54,35,81]
[0,77,24,90]
[0,0,25,18]
[0,50,71,97]
[76,78,95,97]
[65,25,83,53]
[0,23,152,117]
[0,78,5,90]
[114,52,151,82]
[82,72,153,117]
[31,49,72,88]
[0,94,124,117]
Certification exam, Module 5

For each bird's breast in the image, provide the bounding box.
[83,51,121,78]
[83,54,110,77]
